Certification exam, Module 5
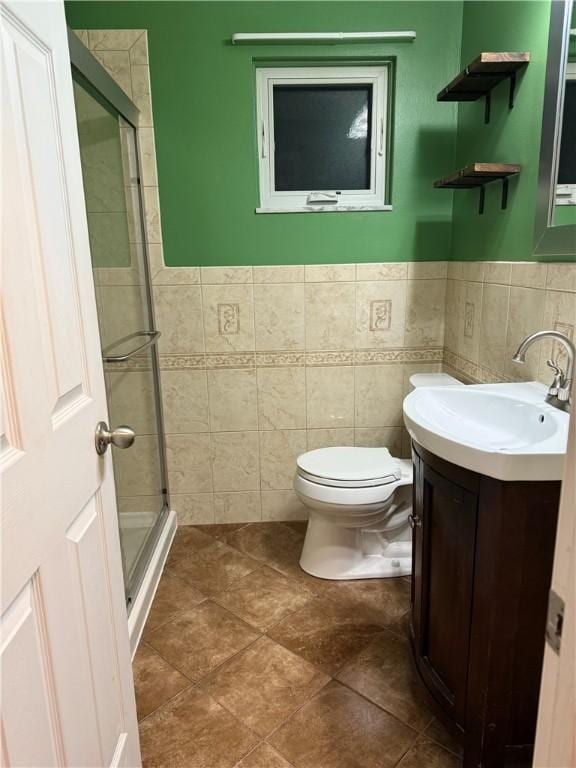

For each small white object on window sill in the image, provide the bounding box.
[255,204,393,214]
[232,31,416,45]
[306,192,339,204]
[556,185,576,206]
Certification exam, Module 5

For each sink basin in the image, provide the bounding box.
[403,381,569,481]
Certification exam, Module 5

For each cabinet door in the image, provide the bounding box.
[413,462,477,726]
[410,447,423,642]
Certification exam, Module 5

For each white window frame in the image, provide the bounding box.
[255,65,391,213]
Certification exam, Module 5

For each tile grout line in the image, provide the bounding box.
[136,523,461,765]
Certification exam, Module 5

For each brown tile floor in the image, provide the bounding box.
[134,522,463,768]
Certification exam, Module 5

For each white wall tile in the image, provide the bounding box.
[254,283,305,351]
[260,430,306,490]
[405,279,446,348]
[200,266,253,284]
[306,428,355,450]
[305,282,356,350]
[154,285,204,354]
[354,365,404,427]
[162,370,209,434]
[407,262,448,280]
[166,434,212,494]
[253,265,305,283]
[505,287,546,380]
[207,368,258,432]
[257,367,306,430]
[214,492,262,523]
[261,490,308,521]
[305,264,356,282]
[546,264,576,293]
[510,262,547,290]
[173,493,215,524]
[356,263,408,281]
[478,284,510,375]
[211,432,260,492]
[306,366,354,429]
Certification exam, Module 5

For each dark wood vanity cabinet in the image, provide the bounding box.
[410,442,561,768]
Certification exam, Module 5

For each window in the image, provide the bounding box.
[256,66,390,213]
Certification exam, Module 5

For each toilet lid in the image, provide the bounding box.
[296,447,401,487]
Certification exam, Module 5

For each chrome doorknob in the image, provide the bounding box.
[95,421,135,455]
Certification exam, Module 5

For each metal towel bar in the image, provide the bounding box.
[102,330,161,363]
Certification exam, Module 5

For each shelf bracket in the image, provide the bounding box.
[501,178,509,210]
[482,72,517,124]
[479,185,486,215]
[508,72,517,110]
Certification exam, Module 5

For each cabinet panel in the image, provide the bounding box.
[414,462,477,726]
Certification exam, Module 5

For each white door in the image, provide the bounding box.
[1,1,141,766]
[533,380,575,767]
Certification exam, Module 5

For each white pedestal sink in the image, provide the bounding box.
[403,381,569,481]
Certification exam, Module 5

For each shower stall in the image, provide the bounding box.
[68,32,173,647]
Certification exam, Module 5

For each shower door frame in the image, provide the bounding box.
[68,30,171,609]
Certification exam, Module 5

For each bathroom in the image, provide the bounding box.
[1,0,575,766]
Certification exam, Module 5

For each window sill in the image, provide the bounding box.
[255,204,393,214]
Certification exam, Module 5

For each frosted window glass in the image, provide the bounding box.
[273,85,372,191]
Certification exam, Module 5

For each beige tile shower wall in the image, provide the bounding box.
[149,263,447,524]
[443,262,575,386]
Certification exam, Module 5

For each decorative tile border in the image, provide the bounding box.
[158,354,206,370]
[305,351,354,367]
[205,353,256,370]
[104,355,153,372]
[256,352,306,368]
[151,348,446,371]
[111,347,447,373]
[356,348,444,365]
[442,349,515,385]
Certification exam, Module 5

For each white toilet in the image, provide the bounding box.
[294,372,463,580]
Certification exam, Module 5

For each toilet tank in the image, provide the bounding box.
[408,372,464,392]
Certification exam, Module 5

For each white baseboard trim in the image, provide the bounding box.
[128,509,177,658]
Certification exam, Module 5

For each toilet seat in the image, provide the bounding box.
[296,447,402,488]
[294,472,408,507]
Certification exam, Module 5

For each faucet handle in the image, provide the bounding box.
[546,359,564,396]
[546,358,563,376]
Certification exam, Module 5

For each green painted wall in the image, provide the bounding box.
[65,1,463,266]
[450,0,554,262]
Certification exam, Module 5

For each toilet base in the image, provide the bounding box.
[299,517,412,580]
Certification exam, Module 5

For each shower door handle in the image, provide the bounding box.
[95,421,136,455]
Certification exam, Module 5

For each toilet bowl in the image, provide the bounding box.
[294,372,463,581]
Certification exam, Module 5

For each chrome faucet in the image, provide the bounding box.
[512,330,574,412]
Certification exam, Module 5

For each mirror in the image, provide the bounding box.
[554,2,576,223]
[535,0,576,254]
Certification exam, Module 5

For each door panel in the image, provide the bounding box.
[65,494,126,764]
[1,2,140,765]
[1,582,62,767]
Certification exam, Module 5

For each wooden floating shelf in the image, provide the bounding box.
[434,163,521,188]
[437,52,530,123]
[434,163,521,214]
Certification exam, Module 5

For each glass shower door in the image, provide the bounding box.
[72,74,169,606]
